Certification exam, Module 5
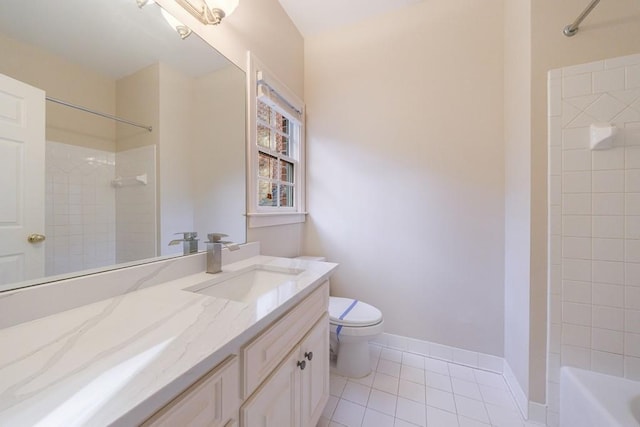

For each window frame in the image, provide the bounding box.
[246,53,306,228]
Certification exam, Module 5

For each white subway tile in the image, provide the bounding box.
[592,260,624,284]
[627,170,640,192]
[564,60,603,77]
[592,170,624,193]
[478,354,503,373]
[592,305,623,330]
[562,127,590,150]
[551,235,561,264]
[613,107,640,125]
[591,350,624,376]
[625,310,640,333]
[563,149,592,171]
[549,147,562,176]
[626,333,640,357]
[430,343,453,361]
[452,348,478,368]
[561,345,591,369]
[593,216,624,239]
[626,240,640,263]
[592,328,623,353]
[562,237,591,259]
[585,94,627,122]
[592,238,624,261]
[593,68,626,93]
[592,193,623,216]
[564,94,600,111]
[592,147,624,170]
[550,323,562,353]
[563,194,592,215]
[593,283,624,307]
[563,171,591,193]
[563,302,592,326]
[627,287,640,310]
[564,215,592,237]
[550,117,562,148]
[626,122,640,146]
[625,356,640,380]
[549,78,562,117]
[551,264,562,296]
[550,175,561,206]
[562,324,591,347]
[550,205,562,236]
[562,280,591,304]
[627,64,640,89]
[626,263,640,287]
[562,102,582,127]
[562,258,592,282]
[627,146,640,169]
[567,112,598,129]
[563,73,593,97]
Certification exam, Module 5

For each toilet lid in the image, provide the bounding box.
[329,297,383,327]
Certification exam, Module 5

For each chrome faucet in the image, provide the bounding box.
[168,232,199,255]
[205,233,240,274]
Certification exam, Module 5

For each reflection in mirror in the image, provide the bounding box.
[0,0,246,292]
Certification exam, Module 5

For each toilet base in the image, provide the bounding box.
[336,340,372,378]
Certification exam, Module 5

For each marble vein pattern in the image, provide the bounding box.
[0,256,337,426]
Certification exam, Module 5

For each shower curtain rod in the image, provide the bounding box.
[45,96,153,132]
[563,0,601,37]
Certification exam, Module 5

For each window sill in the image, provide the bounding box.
[247,212,307,228]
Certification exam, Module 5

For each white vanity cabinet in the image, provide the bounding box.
[142,356,240,427]
[240,282,330,427]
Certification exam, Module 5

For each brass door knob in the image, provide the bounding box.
[27,234,46,243]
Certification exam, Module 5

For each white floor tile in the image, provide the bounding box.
[485,402,525,427]
[426,406,460,427]
[350,371,376,388]
[402,352,425,369]
[373,372,400,395]
[398,379,426,404]
[479,384,517,409]
[331,374,348,396]
[332,399,366,427]
[368,389,398,416]
[474,369,508,390]
[377,359,401,378]
[342,381,371,406]
[454,395,490,424]
[323,395,339,419]
[451,378,482,400]
[400,365,425,385]
[363,408,395,427]
[424,357,450,375]
[396,397,427,427]
[381,347,403,363]
[426,387,456,412]
[458,416,490,427]
[330,422,348,427]
[370,344,383,359]
[394,419,421,427]
[448,364,476,382]
[425,371,453,392]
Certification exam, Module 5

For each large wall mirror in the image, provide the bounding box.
[0,0,247,292]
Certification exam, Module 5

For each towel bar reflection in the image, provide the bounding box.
[111,174,148,188]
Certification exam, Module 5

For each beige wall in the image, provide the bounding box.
[0,34,115,151]
[527,0,640,404]
[303,0,505,355]
[503,0,533,405]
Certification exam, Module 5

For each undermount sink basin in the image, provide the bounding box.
[187,265,304,304]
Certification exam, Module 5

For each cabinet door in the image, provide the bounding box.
[300,314,330,427]
[240,349,301,427]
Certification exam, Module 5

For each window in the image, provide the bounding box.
[247,54,306,228]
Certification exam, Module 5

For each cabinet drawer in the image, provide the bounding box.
[242,281,329,398]
[143,356,240,427]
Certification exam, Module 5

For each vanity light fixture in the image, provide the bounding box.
[174,0,239,26]
[137,0,193,39]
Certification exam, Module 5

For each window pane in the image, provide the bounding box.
[258,180,277,206]
[279,160,294,183]
[275,112,289,135]
[279,184,294,207]
[275,134,289,156]
[257,125,270,149]
[257,101,271,124]
[258,152,277,179]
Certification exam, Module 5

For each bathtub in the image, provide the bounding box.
[560,366,640,427]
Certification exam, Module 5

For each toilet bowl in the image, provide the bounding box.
[296,256,384,378]
[329,296,384,378]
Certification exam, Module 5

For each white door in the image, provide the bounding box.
[0,73,45,288]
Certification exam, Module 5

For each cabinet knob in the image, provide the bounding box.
[305,351,313,361]
[297,360,306,370]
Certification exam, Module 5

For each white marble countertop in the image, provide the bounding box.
[0,256,337,427]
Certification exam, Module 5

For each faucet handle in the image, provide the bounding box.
[175,232,198,241]
[206,233,228,243]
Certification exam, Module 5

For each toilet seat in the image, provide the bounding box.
[329,297,383,327]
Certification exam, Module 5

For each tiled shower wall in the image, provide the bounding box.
[547,52,640,425]
[45,141,116,275]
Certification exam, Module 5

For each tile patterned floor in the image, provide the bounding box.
[317,345,544,427]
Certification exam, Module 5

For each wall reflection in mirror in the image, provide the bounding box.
[0,0,246,292]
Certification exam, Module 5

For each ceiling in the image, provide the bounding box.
[277,0,423,37]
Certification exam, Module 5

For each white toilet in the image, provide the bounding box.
[296,256,384,378]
